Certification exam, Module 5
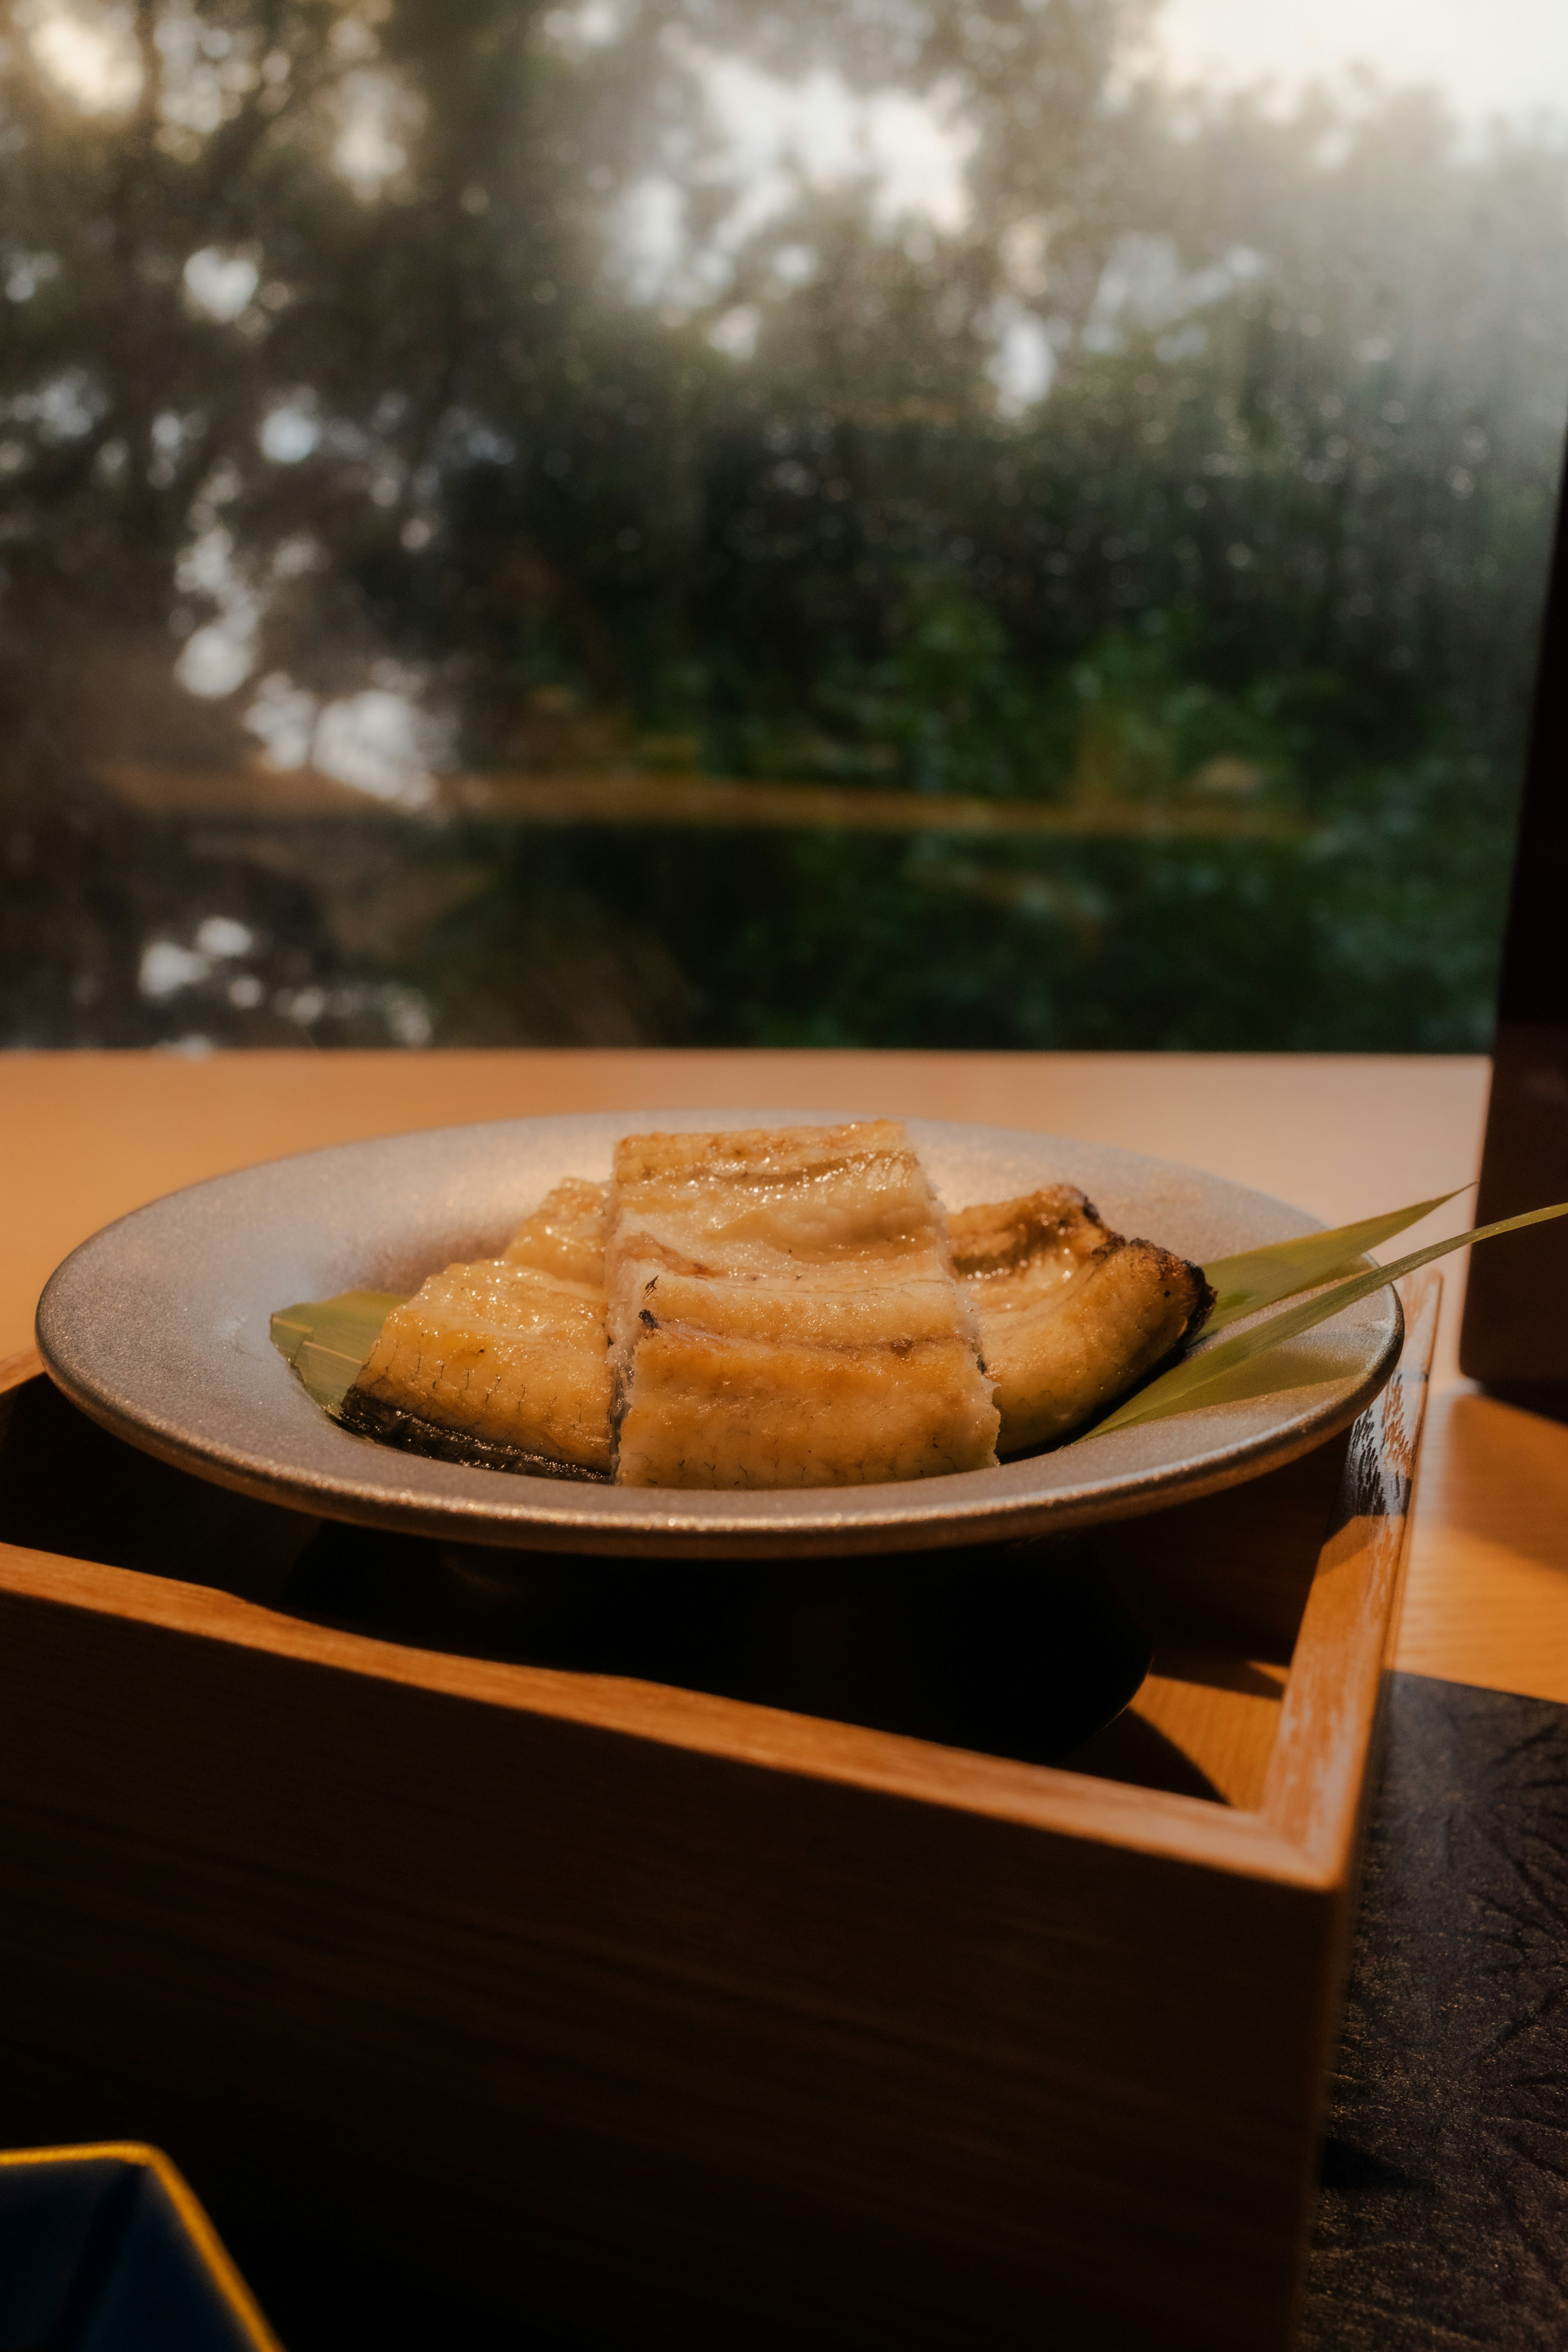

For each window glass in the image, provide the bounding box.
[3,0,1566,1050]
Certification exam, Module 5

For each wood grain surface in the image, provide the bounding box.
[1395,1383,1568,1702]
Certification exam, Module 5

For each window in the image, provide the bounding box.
[3,0,1565,1051]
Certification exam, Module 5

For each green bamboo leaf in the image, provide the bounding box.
[271,1289,407,1413]
[1090,1198,1568,1439]
[1202,1189,1466,1333]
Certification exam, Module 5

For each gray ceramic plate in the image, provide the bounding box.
[35,1109,1401,1559]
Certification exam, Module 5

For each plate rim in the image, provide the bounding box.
[35,1109,1404,1559]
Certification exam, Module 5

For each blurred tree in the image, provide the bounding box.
[0,0,1561,1047]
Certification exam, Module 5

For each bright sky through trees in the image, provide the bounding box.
[5,0,1568,1056]
[1156,0,1568,123]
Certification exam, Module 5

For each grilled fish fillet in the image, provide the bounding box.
[342,1179,614,1476]
[608,1120,1000,1488]
[503,1175,608,1288]
[949,1186,1214,1454]
[337,1159,1207,1484]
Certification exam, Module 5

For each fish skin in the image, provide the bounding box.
[609,1120,1000,1488]
[336,1383,612,1481]
[352,1252,614,1475]
[950,1186,1214,1453]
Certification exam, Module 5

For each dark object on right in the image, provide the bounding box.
[1300,1673,1568,2350]
[1463,462,1568,1385]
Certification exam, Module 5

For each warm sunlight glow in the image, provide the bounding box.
[27,5,142,113]
[1156,0,1568,122]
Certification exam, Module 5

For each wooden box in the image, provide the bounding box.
[0,1275,1437,2352]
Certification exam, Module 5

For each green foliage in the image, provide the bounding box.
[0,0,1561,1049]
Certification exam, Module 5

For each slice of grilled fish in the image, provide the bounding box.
[503,1174,608,1288]
[949,1185,1214,1454]
[608,1120,1000,1488]
[342,1179,614,1477]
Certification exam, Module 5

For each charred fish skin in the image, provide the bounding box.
[951,1186,1214,1455]
[351,1251,614,1477]
[608,1119,1000,1490]
[336,1383,611,1481]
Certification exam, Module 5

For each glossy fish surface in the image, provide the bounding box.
[608,1120,1000,1488]
[951,1186,1214,1454]
[349,1180,614,1474]
[503,1175,608,1288]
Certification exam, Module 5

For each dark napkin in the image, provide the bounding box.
[1301,1671,1568,2350]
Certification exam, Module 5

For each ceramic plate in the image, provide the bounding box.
[35,1110,1401,1559]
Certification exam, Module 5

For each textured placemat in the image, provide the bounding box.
[1301,1671,1568,2350]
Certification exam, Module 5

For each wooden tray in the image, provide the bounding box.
[0,1273,1439,2351]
